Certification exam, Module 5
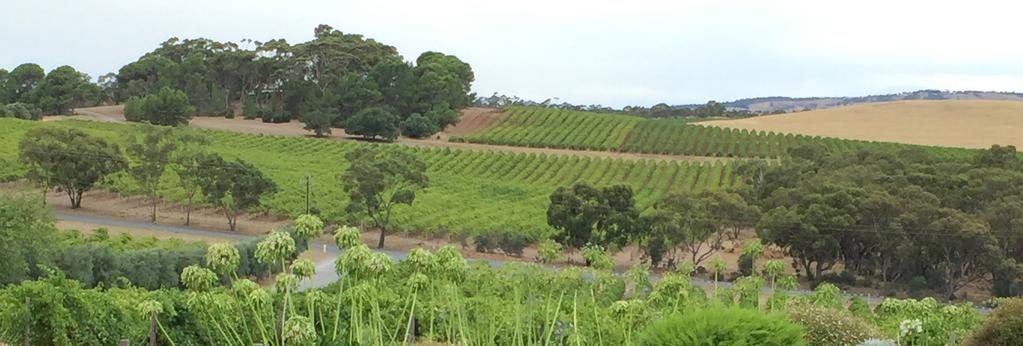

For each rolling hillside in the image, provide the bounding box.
[0,118,738,240]
[698,100,1023,149]
[453,106,973,160]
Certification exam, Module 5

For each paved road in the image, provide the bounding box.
[55,212,890,304]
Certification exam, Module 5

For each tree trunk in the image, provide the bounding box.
[801,260,815,282]
[150,191,158,223]
[71,190,83,209]
[377,226,386,249]
[185,196,193,226]
[227,210,237,232]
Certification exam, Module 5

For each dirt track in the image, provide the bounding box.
[61,106,723,162]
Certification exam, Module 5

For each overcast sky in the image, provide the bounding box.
[4,0,1023,107]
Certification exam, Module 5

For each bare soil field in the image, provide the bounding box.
[439,107,504,137]
[698,100,1023,149]
[61,105,721,162]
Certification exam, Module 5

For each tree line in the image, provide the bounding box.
[16,123,428,249]
[0,63,103,118]
[542,144,1023,301]
[475,93,761,119]
[113,24,473,139]
[4,24,475,141]
[745,144,1023,300]
[17,125,277,231]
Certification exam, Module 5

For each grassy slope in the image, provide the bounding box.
[453,106,974,160]
[0,118,739,240]
[698,100,1023,149]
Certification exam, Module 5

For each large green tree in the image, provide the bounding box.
[1,63,45,104]
[414,51,475,113]
[643,192,722,267]
[547,183,640,251]
[340,147,428,248]
[923,209,1002,300]
[301,109,337,137]
[195,154,278,231]
[756,183,866,283]
[174,147,208,226]
[32,65,100,115]
[346,106,399,141]
[18,127,127,208]
[125,125,180,222]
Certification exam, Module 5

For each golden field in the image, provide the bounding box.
[699,100,1023,149]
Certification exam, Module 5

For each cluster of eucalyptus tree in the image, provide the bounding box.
[113,24,474,139]
[0,63,102,117]
[739,144,1023,300]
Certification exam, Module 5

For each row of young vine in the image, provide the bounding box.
[0,118,737,241]
[452,106,975,159]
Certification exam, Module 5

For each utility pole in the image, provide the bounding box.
[305,174,311,214]
[24,297,30,346]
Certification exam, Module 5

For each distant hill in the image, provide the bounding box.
[705,90,1023,113]
[479,90,1023,117]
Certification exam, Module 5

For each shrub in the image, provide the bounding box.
[123,87,195,126]
[848,296,873,319]
[401,113,440,138]
[473,233,496,253]
[0,274,143,345]
[0,102,42,120]
[738,240,763,276]
[497,233,528,256]
[738,253,756,276]
[55,228,306,289]
[259,107,290,123]
[57,244,204,289]
[123,96,144,122]
[637,307,806,346]
[242,98,259,119]
[425,104,459,129]
[963,298,1023,346]
[581,243,614,271]
[473,232,527,257]
[536,238,562,264]
[874,298,981,345]
[787,303,882,346]
[301,110,337,137]
[346,106,399,141]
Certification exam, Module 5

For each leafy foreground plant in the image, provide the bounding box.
[0,215,989,345]
[787,303,882,346]
[963,298,1023,346]
[635,307,806,346]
